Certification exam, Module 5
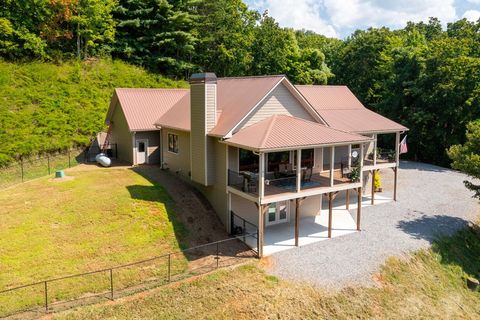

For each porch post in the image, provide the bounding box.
[295,199,299,246]
[360,143,364,184]
[371,170,375,205]
[345,189,350,210]
[357,187,362,230]
[258,204,266,258]
[394,167,398,201]
[330,146,335,187]
[348,144,352,169]
[373,134,377,166]
[259,152,265,199]
[296,149,302,192]
[328,192,333,238]
[394,131,400,201]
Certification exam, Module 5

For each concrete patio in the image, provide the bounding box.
[263,193,393,255]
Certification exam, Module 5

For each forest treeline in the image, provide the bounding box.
[0,0,479,166]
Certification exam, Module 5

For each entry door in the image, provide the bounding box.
[136,139,148,164]
[266,201,289,226]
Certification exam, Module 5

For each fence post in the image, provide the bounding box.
[47,155,50,175]
[216,242,220,269]
[110,269,114,300]
[243,219,246,243]
[168,254,171,282]
[21,158,24,183]
[44,281,48,312]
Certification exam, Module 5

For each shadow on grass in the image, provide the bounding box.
[127,168,253,264]
[399,214,480,278]
[431,225,480,279]
[397,214,469,242]
[126,184,189,251]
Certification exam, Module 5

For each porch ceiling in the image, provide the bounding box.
[222,115,372,152]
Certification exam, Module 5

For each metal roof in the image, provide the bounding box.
[156,75,286,135]
[296,85,407,133]
[106,88,188,131]
[223,115,372,152]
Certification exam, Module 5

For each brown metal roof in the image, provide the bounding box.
[156,75,286,134]
[223,115,371,151]
[107,88,188,131]
[316,108,407,133]
[156,92,191,131]
[210,76,286,136]
[296,85,407,133]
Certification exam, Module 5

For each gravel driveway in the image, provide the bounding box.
[267,161,479,288]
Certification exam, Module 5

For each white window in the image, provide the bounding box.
[168,133,179,154]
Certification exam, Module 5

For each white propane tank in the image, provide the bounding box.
[95,153,112,167]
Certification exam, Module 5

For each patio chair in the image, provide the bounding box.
[302,167,312,182]
[247,176,258,193]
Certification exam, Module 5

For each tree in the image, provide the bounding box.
[71,0,116,59]
[195,0,258,76]
[113,0,198,77]
[250,12,298,75]
[448,120,480,199]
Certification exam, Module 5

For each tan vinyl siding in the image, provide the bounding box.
[196,141,228,225]
[206,136,216,185]
[237,83,315,131]
[231,194,258,226]
[299,195,321,217]
[206,84,216,131]
[135,130,160,164]
[110,103,133,164]
[190,84,207,184]
[162,129,191,178]
[228,146,239,172]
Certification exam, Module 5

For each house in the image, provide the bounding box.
[105,73,407,257]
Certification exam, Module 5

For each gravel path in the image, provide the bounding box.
[268,161,479,288]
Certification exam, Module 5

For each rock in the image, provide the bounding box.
[467,277,479,291]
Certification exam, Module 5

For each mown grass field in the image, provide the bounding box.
[55,224,480,319]
[0,166,188,315]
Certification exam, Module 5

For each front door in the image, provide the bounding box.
[136,139,148,164]
[266,201,289,226]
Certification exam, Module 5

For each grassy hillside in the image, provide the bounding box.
[0,59,187,166]
[56,225,480,319]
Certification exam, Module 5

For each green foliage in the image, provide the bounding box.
[194,0,258,76]
[0,59,186,166]
[448,120,480,199]
[113,0,199,77]
[332,19,480,166]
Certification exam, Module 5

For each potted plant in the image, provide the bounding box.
[349,166,360,183]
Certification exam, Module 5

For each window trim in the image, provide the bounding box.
[167,132,179,154]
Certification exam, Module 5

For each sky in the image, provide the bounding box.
[245,0,480,38]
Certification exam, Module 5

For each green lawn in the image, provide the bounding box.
[55,224,480,320]
[0,166,188,315]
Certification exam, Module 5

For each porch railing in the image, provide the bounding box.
[227,169,259,194]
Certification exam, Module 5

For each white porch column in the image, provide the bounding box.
[373,134,377,166]
[259,152,265,200]
[360,143,364,183]
[348,144,352,168]
[330,146,335,187]
[296,149,302,192]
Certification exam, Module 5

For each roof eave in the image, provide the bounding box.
[221,138,373,153]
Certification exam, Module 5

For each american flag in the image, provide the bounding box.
[399,135,408,154]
